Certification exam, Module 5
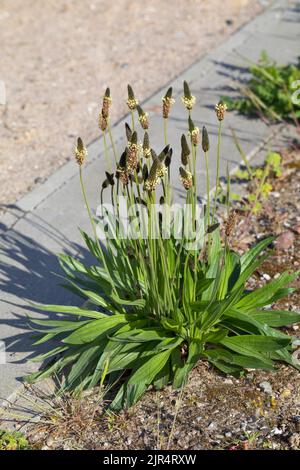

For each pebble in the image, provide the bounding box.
[289,433,300,449]
[259,381,273,395]
[276,230,295,250]
[292,416,300,432]
[207,421,217,430]
[271,427,283,436]
[262,273,271,281]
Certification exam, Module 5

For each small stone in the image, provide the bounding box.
[224,431,232,438]
[208,421,217,430]
[223,378,233,385]
[271,427,283,435]
[289,433,300,449]
[46,436,54,447]
[259,381,273,395]
[276,231,295,251]
[262,273,271,281]
[292,416,300,432]
[292,325,299,331]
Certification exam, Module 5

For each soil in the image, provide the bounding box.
[0,0,263,207]
[16,146,300,451]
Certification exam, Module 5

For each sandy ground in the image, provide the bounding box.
[0,0,263,207]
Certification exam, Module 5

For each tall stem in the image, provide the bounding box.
[79,167,118,296]
[103,130,112,172]
[131,110,135,132]
[213,121,222,217]
[108,119,118,165]
[163,118,168,146]
[204,151,210,227]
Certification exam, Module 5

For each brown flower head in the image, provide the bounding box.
[116,149,129,185]
[162,87,175,119]
[137,105,149,130]
[102,87,112,119]
[144,158,166,192]
[143,132,151,158]
[74,137,87,166]
[98,109,108,132]
[215,101,227,121]
[127,84,139,110]
[224,210,237,237]
[181,81,196,110]
[179,167,193,190]
[188,116,199,146]
[127,132,138,174]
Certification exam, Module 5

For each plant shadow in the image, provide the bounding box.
[0,204,95,371]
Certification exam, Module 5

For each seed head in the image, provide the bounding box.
[125,122,132,142]
[224,210,237,237]
[102,87,112,119]
[143,132,151,158]
[202,126,209,152]
[181,134,190,165]
[98,110,108,131]
[188,117,200,146]
[74,137,87,166]
[162,87,175,119]
[179,167,193,190]
[144,158,166,192]
[127,84,139,110]
[137,105,149,130]
[116,149,129,185]
[215,101,227,121]
[127,134,138,174]
[182,81,196,110]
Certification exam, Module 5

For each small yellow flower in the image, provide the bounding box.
[188,127,200,146]
[215,102,227,121]
[181,95,196,111]
[162,96,175,118]
[74,137,87,166]
[179,167,193,190]
[98,111,108,131]
[138,112,149,130]
[127,97,139,110]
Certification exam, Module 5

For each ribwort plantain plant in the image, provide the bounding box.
[27,82,300,410]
